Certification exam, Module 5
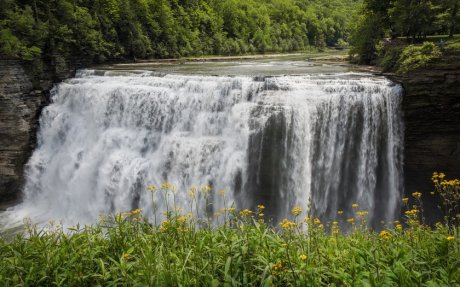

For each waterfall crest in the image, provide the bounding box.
[15,71,403,226]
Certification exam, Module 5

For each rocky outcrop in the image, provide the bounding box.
[0,60,49,204]
[389,57,460,221]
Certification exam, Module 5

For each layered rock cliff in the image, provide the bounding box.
[389,56,460,221]
[0,60,49,205]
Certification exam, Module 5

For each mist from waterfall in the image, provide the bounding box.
[9,70,403,228]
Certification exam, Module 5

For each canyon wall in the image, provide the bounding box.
[391,58,460,221]
[0,60,49,205]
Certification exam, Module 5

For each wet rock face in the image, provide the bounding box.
[395,65,460,222]
[0,60,48,203]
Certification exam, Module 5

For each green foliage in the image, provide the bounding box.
[349,13,386,64]
[0,175,459,286]
[0,0,362,64]
[396,42,442,73]
[350,0,460,64]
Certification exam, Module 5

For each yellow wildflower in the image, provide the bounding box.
[147,185,157,192]
[396,224,402,231]
[201,186,212,192]
[257,205,265,210]
[280,218,296,230]
[159,220,170,232]
[337,210,344,215]
[239,209,253,217]
[347,218,354,224]
[352,203,359,209]
[379,230,391,240]
[272,261,286,271]
[131,208,142,215]
[259,213,264,217]
[177,216,187,224]
[313,218,321,225]
[447,236,455,241]
[299,254,307,261]
[292,207,302,216]
[402,198,409,204]
[161,182,171,189]
[412,192,422,199]
[405,209,419,215]
[356,211,368,217]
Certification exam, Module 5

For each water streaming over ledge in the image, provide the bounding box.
[6,70,403,228]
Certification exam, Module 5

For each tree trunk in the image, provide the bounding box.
[449,3,458,38]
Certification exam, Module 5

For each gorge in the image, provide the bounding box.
[0,58,459,228]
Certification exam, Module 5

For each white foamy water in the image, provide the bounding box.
[2,71,403,228]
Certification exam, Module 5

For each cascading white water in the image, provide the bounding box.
[8,70,403,227]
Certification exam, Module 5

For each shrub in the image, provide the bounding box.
[396,42,442,74]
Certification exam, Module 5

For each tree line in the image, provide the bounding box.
[0,0,360,65]
[350,0,459,64]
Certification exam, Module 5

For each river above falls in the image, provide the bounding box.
[95,54,368,76]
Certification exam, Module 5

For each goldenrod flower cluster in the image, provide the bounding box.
[331,221,339,234]
[239,209,253,217]
[160,220,170,232]
[272,261,287,272]
[405,209,419,215]
[412,192,422,199]
[279,218,296,230]
[201,186,212,192]
[440,179,460,187]
[432,172,446,183]
[161,182,173,189]
[379,230,391,240]
[292,207,302,216]
[131,209,141,215]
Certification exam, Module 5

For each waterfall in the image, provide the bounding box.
[13,70,403,227]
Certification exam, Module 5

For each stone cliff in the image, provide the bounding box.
[0,60,49,206]
[388,54,460,221]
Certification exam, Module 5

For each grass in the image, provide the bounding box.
[0,174,458,286]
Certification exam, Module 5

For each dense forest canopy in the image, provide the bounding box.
[0,0,361,64]
[351,0,460,64]
[1,0,458,66]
